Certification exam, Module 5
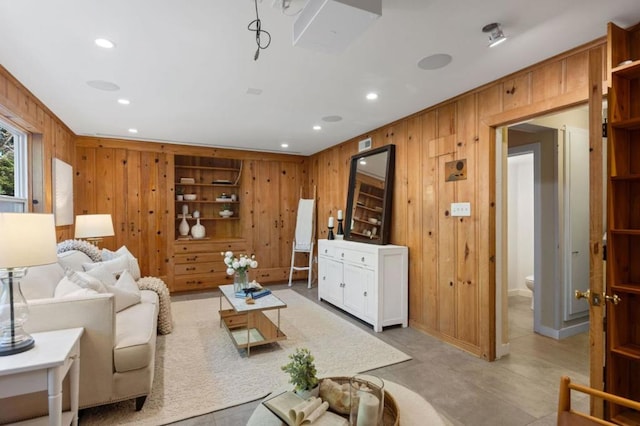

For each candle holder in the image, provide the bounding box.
[327,225,335,240]
[336,218,344,240]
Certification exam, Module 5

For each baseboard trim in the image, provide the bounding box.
[536,321,589,340]
[508,288,532,297]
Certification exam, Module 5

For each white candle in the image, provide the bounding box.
[356,392,379,426]
[337,210,343,220]
[328,216,334,228]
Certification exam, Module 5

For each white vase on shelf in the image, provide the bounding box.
[179,215,190,236]
[191,218,205,239]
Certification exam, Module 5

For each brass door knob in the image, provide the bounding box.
[575,289,590,300]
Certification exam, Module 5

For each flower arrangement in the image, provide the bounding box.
[221,251,258,276]
[281,348,319,393]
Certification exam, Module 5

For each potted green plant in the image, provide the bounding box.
[219,203,233,217]
[281,348,319,397]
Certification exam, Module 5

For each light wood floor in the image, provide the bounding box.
[167,286,589,426]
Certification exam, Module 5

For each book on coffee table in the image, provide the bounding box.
[263,391,348,426]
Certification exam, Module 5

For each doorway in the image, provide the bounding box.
[495,105,592,359]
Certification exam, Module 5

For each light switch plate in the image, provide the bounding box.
[451,202,471,217]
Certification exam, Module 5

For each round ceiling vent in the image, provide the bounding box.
[417,54,453,70]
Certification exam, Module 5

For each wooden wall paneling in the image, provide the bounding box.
[138,151,167,277]
[437,150,456,337]
[279,161,302,282]
[74,146,96,215]
[531,61,563,104]
[252,160,281,278]
[243,160,256,254]
[124,151,141,258]
[455,94,479,347]
[406,115,424,325]
[565,51,590,96]
[502,74,531,112]
[421,111,439,331]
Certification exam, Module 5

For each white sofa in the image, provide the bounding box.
[0,249,160,424]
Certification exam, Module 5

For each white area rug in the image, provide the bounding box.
[81,289,411,425]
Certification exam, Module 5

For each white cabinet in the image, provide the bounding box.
[317,239,408,332]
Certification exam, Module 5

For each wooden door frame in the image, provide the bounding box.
[482,47,605,416]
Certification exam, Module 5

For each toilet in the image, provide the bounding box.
[525,275,535,310]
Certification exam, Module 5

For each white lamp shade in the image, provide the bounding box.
[75,214,115,239]
[0,213,58,268]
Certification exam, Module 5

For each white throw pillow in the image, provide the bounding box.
[104,270,141,312]
[54,277,99,298]
[83,255,129,283]
[102,246,141,280]
[84,264,119,287]
[66,269,108,293]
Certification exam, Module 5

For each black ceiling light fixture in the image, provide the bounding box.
[248,0,271,61]
[482,22,507,47]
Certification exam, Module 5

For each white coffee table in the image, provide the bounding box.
[0,327,84,426]
[247,378,449,426]
[218,284,287,356]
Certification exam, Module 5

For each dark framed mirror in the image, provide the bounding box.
[344,144,395,245]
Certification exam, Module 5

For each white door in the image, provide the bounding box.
[564,127,590,320]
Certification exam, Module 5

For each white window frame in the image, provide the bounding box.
[0,119,28,212]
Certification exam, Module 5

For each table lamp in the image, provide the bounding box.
[0,213,57,356]
[75,214,115,246]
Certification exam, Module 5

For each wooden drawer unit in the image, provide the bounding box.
[171,238,247,292]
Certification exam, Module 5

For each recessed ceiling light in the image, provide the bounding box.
[281,143,289,148]
[95,38,115,49]
[118,99,130,105]
[366,92,378,101]
[417,53,453,70]
[322,115,343,122]
[313,125,322,131]
[128,128,138,134]
[86,80,120,91]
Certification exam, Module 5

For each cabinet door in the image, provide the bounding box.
[361,267,376,322]
[253,161,281,269]
[323,257,344,306]
[343,262,367,315]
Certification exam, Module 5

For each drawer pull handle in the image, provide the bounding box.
[186,280,196,285]
[186,267,196,271]
[364,291,367,296]
[341,253,345,257]
[361,257,365,262]
[186,256,197,261]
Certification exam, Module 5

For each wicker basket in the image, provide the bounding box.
[320,376,400,426]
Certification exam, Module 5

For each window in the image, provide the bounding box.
[0,120,28,212]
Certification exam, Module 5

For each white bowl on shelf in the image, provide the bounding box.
[184,194,197,201]
[219,210,233,218]
[368,217,378,224]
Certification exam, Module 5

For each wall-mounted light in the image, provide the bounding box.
[482,23,507,48]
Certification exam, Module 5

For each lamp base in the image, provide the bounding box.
[0,335,34,356]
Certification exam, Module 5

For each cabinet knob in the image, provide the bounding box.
[186,267,196,271]
[364,291,367,296]
[341,252,345,258]
[361,257,365,262]
[322,276,325,281]
[324,249,328,254]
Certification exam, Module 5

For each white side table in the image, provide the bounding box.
[0,327,84,426]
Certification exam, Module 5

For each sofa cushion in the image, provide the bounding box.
[21,262,65,300]
[58,250,94,271]
[105,270,141,312]
[83,255,129,280]
[102,246,141,280]
[113,291,158,373]
[66,269,108,293]
[54,276,99,298]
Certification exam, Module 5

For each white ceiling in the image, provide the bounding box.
[1,0,639,156]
